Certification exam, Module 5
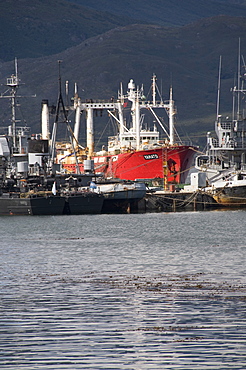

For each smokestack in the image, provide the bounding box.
[41,99,50,140]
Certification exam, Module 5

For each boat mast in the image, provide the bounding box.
[128,79,140,150]
[73,83,81,147]
[118,82,125,141]
[11,59,19,149]
[151,74,176,144]
[152,74,156,106]
[0,58,20,150]
[135,87,140,150]
[237,38,241,121]
[0,58,36,154]
[216,55,222,121]
[169,87,175,145]
[50,61,81,174]
[86,107,94,158]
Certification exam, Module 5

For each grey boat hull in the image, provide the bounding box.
[0,196,32,215]
[101,189,146,213]
[0,194,66,215]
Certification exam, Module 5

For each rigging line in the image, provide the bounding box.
[173,118,194,144]
[94,118,111,150]
[173,125,182,143]
[178,164,197,176]
[242,54,246,69]
[14,97,29,127]
[146,85,152,101]
[189,146,206,155]
[157,115,169,131]
[147,106,169,137]
[107,109,127,131]
[166,146,195,155]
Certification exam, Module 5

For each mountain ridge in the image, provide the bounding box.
[0,0,138,62]
[66,0,246,26]
[1,0,246,62]
[0,7,246,147]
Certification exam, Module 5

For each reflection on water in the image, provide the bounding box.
[0,210,246,369]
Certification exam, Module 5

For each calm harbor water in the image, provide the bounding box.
[0,209,246,369]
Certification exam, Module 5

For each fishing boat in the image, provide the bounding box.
[195,43,246,206]
[56,75,197,188]
[91,179,146,213]
[0,60,104,215]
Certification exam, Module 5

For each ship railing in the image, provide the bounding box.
[209,138,219,148]
[220,122,232,130]
[235,139,246,149]
[222,140,246,149]
[139,100,169,108]
[178,139,194,146]
[82,99,118,103]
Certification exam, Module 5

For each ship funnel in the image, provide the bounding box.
[41,99,50,140]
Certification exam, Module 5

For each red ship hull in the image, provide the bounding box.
[63,145,196,184]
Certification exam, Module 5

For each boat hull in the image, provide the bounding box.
[99,182,146,213]
[101,196,142,213]
[65,192,104,215]
[0,194,66,215]
[0,196,32,215]
[212,185,246,205]
[63,145,196,184]
[30,195,66,215]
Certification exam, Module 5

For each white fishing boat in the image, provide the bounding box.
[195,41,246,205]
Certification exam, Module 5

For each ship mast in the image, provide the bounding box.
[0,58,36,155]
[50,61,81,174]
[237,38,241,121]
[169,87,175,145]
[151,74,175,144]
[10,59,19,148]
[216,55,222,121]
[73,82,81,147]
[0,58,20,150]
[152,74,156,106]
[118,84,125,141]
[127,79,141,150]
